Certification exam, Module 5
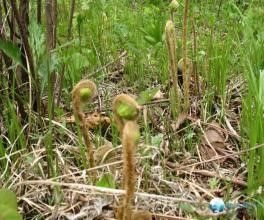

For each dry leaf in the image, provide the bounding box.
[171,113,188,131]
[200,122,226,162]
[64,112,111,130]
[199,144,218,161]
[86,112,110,129]
[202,122,225,145]
[65,115,75,123]
[153,90,165,100]
[63,196,112,220]
[161,139,170,158]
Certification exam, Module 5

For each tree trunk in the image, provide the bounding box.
[10,6,16,41]
[10,0,34,75]
[18,0,30,88]
[10,0,43,115]
[46,0,57,49]
[19,0,29,35]
[0,2,27,122]
[0,2,3,76]
[45,0,57,116]
[67,0,75,39]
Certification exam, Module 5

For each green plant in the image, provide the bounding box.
[112,94,151,220]
[0,188,22,220]
[240,7,264,193]
[112,94,141,134]
[119,121,140,220]
[182,0,190,112]
[169,0,179,21]
[1,1,264,219]
[72,79,97,180]
[0,40,23,66]
[117,120,152,220]
[255,195,264,219]
[165,20,180,118]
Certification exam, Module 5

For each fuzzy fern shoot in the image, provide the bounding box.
[72,80,97,177]
[165,20,180,117]
[112,94,140,134]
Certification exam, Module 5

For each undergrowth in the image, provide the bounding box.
[0,0,264,219]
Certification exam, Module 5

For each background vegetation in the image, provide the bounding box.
[0,0,263,219]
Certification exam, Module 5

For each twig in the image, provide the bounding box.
[174,143,264,169]
[143,99,170,106]
[86,51,128,78]
[195,209,226,217]
[16,180,206,205]
[197,120,219,162]
[178,169,247,187]
[185,116,242,140]
[213,103,241,140]
[224,115,240,141]
[151,213,195,220]
[48,155,151,181]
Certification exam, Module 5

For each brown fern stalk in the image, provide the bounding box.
[113,94,148,220]
[165,20,179,115]
[192,15,199,97]
[131,210,152,220]
[113,94,151,220]
[120,122,151,220]
[121,121,139,220]
[182,0,190,111]
[112,94,140,192]
[72,80,97,179]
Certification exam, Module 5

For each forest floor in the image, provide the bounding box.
[11,65,252,220]
[1,1,264,220]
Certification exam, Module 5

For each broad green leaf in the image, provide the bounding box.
[0,205,22,220]
[137,87,160,105]
[144,35,157,45]
[0,188,18,210]
[96,173,116,188]
[0,40,22,65]
[151,133,163,148]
